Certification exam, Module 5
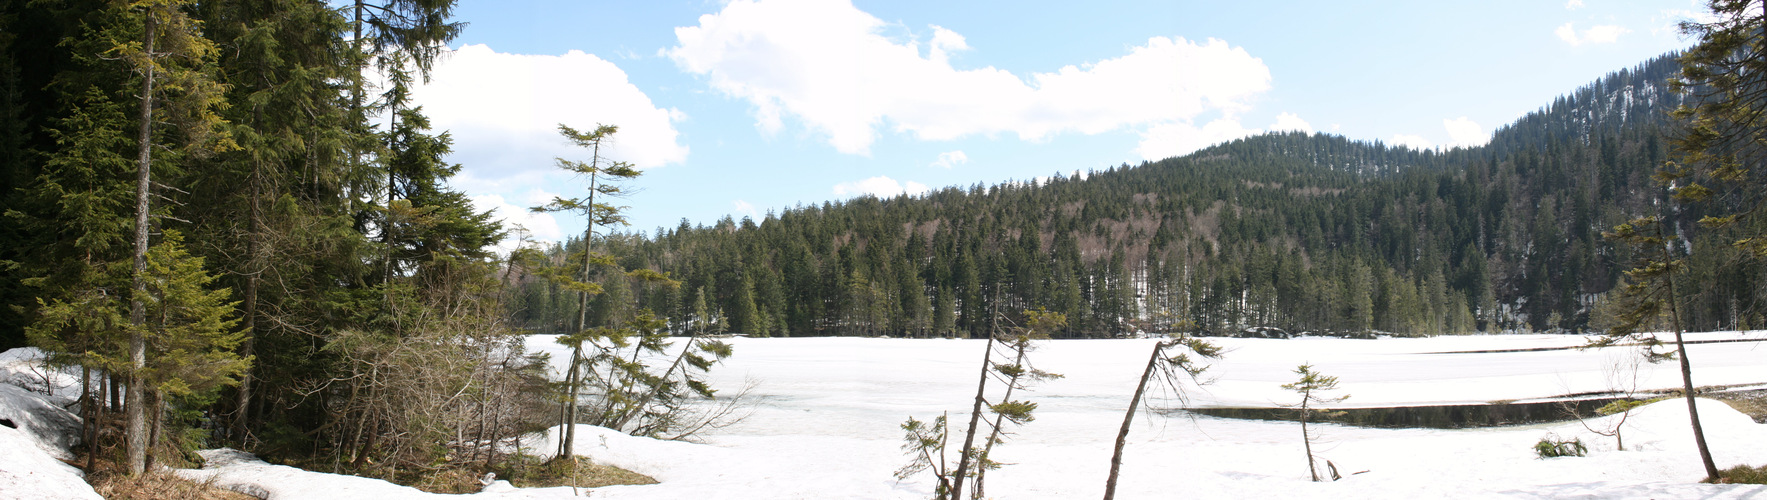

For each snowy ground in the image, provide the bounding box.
[4,332,1766,499]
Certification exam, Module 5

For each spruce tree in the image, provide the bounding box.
[1282,364,1349,482]
[1597,215,1720,481]
[113,0,233,474]
[1668,0,1766,259]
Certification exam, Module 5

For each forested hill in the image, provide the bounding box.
[509,53,1764,339]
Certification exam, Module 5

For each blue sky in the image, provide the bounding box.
[404,0,1705,250]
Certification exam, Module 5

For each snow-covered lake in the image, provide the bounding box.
[12,332,1762,499]
[505,332,1767,499]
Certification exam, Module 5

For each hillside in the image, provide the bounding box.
[508,53,1763,339]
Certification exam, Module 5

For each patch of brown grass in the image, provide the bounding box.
[1718,464,1767,484]
[89,469,257,500]
[1712,390,1767,423]
[497,455,658,489]
[410,468,485,494]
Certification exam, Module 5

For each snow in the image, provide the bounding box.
[7,333,1767,499]
[0,349,102,500]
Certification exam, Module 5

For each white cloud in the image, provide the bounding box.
[833,176,930,198]
[411,44,689,169]
[733,199,760,220]
[1556,22,1630,46]
[1388,134,1434,151]
[1134,112,1311,160]
[1270,112,1314,134]
[669,0,1271,155]
[1566,0,1584,9]
[1136,117,1258,161]
[1653,7,1719,38]
[1442,117,1488,148]
[931,150,969,169]
[470,193,564,255]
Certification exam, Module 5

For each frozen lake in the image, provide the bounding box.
[508,332,1767,499]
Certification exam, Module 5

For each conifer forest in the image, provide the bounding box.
[0,0,1763,494]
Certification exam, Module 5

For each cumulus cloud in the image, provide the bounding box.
[1137,118,1256,160]
[931,150,969,169]
[1556,22,1630,46]
[1566,0,1584,9]
[668,0,1271,155]
[833,176,930,198]
[1388,134,1434,151]
[410,44,688,169]
[1270,112,1315,134]
[1135,112,1312,160]
[1442,117,1488,148]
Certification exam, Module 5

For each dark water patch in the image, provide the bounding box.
[1183,397,1635,429]
[1422,337,1766,354]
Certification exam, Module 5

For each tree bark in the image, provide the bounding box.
[1104,341,1164,500]
[974,338,1032,499]
[949,322,997,500]
[562,168,597,457]
[234,154,263,444]
[126,11,159,477]
[1302,393,1317,482]
[1665,267,1720,481]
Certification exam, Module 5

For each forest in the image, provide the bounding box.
[510,54,1764,340]
[0,0,1762,494]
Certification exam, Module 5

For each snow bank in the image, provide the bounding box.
[0,351,102,500]
[0,347,84,401]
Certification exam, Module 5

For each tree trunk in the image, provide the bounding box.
[1302,394,1318,482]
[949,323,997,500]
[125,11,159,477]
[974,339,1031,499]
[1104,341,1164,500]
[234,156,262,444]
[82,366,94,472]
[148,390,164,469]
[1666,267,1720,481]
[1660,229,1717,484]
[562,170,598,455]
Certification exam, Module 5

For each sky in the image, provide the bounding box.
[403,0,1707,251]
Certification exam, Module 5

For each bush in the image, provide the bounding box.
[1719,464,1767,484]
[1534,435,1588,458]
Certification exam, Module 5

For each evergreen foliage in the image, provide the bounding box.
[1281,364,1349,482]
[1534,435,1589,458]
[513,54,1765,340]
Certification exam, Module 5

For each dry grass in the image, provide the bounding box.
[88,469,258,500]
[411,468,486,494]
[1719,464,1767,484]
[1712,390,1767,423]
[497,455,658,489]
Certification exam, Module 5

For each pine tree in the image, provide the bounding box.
[532,123,670,459]
[1668,0,1766,259]
[1103,330,1220,500]
[1597,215,1720,481]
[113,0,234,474]
[1282,364,1349,482]
[971,308,1065,499]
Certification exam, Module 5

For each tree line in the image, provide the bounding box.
[511,54,1764,340]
